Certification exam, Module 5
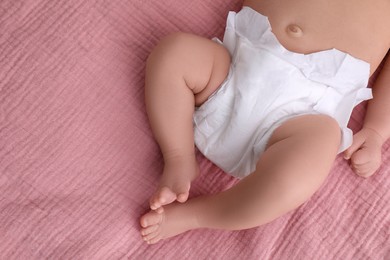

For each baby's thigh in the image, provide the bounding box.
[249,115,341,211]
[147,32,231,105]
[267,114,341,171]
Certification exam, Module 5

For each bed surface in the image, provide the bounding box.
[1,0,389,259]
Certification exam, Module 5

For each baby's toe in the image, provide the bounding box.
[140,211,163,228]
[141,224,159,236]
[145,233,162,244]
[176,192,189,203]
[142,229,161,244]
[150,187,177,209]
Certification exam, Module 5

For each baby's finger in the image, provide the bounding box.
[349,146,370,165]
[351,161,369,173]
[351,160,374,175]
[354,166,376,178]
[351,155,380,176]
[350,157,370,167]
[344,136,365,159]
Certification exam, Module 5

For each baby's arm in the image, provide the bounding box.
[344,51,390,177]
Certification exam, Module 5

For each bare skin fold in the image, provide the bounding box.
[140,0,390,244]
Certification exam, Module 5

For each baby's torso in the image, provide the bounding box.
[243,0,390,75]
[195,7,374,177]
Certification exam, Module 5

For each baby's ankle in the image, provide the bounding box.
[162,149,196,164]
[161,151,200,181]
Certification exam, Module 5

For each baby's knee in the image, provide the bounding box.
[147,33,202,65]
[154,32,191,51]
[146,32,185,67]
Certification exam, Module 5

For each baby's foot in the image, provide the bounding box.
[150,156,199,211]
[140,202,198,244]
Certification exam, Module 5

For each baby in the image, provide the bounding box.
[140,0,390,244]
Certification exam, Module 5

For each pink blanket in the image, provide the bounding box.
[1,0,389,258]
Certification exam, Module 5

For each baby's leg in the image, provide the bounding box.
[145,33,230,211]
[141,115,341,243]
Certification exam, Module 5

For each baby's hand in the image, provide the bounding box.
[344,128,383,178]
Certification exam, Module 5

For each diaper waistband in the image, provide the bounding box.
[223,7,371,92]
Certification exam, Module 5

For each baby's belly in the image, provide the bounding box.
[243,0,390,74]
[195,7,373,177]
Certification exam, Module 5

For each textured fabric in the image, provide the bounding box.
[194,7,372,178]
[0,0,389,259]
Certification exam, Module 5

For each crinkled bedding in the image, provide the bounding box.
[0,0,389,259]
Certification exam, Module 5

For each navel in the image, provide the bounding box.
[286,24,303,38]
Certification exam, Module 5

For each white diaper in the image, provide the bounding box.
[193,7,372,178]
